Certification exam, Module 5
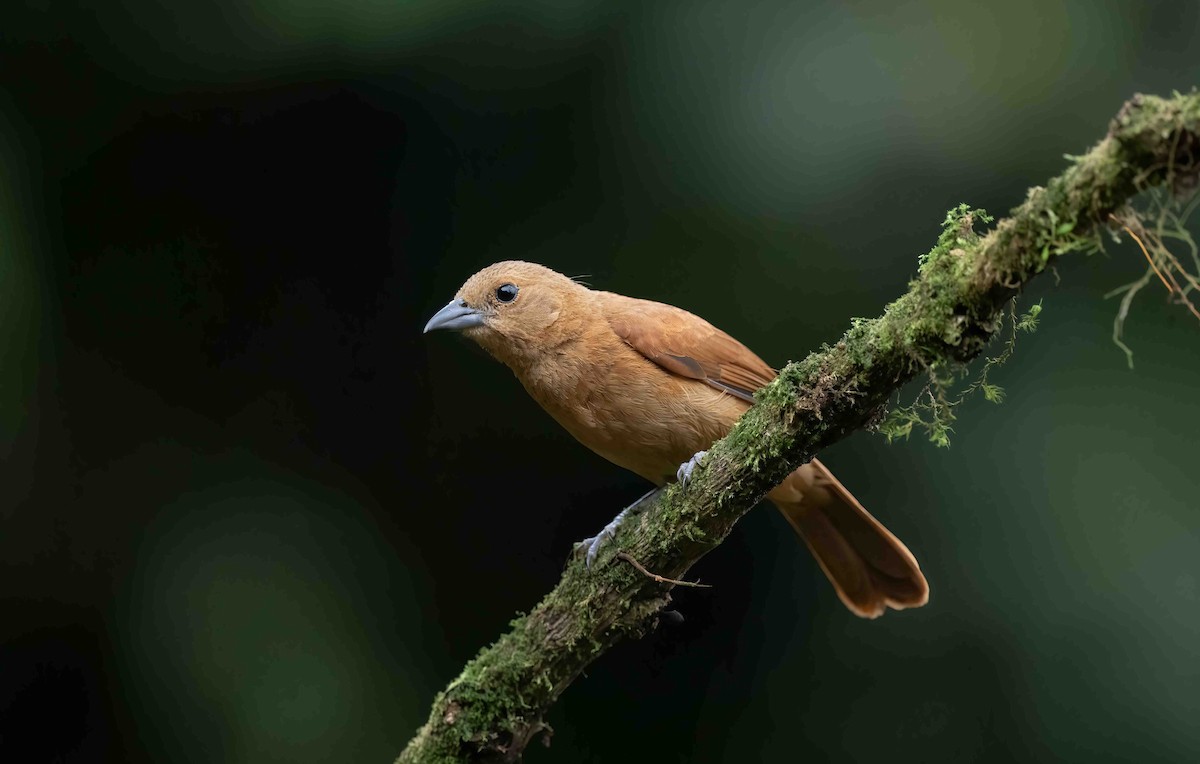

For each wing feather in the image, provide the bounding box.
[600,292,776,401]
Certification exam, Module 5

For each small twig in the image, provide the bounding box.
[1111,212,1200,325]
[1114,215,1173,291]
[616,552,712,589]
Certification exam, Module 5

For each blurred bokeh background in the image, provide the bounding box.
[3,1,1199,761]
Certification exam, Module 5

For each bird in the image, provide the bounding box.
[424,261,929,618]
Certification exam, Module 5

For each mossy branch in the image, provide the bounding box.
[399,91,1200,763]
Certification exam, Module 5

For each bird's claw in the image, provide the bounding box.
[575,487,662,571]
[676,450,707,488]
[579,529,612,569]
[576,507,627,569]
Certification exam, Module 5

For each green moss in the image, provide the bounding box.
[876,296,1042,446]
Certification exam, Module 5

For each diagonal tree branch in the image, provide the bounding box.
[399,91,1200,763]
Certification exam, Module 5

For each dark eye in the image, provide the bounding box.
[495,283,519,303]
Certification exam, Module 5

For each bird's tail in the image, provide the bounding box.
[767,459,929,618]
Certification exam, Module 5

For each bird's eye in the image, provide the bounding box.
[495,283,519,303]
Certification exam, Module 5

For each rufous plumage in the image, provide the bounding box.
[425,261,928,618]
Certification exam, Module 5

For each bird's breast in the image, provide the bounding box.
[519,342,749,484]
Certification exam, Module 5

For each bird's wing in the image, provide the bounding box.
[600,292,777,403]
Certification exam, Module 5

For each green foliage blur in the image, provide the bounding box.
[2,0,1199,762]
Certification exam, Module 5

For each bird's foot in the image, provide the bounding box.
[577,487,662,569]
[578,514,624,570]
[676,450,707,488]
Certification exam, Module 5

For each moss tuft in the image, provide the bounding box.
[876,299,1043,446]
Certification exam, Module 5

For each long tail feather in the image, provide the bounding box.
[768,459,929,618]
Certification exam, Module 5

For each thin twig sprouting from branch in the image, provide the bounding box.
[617,552,712,589]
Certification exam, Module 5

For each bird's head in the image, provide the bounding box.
[424,261,589,368]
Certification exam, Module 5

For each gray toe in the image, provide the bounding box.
[676,450,708,487]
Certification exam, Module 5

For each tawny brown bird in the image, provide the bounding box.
[424,261,928,618]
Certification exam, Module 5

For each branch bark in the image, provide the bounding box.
[399,91,1200,763]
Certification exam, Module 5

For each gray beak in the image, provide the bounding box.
[424,298,485,333]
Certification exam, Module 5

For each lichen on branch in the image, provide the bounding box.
[398,90,1200,764]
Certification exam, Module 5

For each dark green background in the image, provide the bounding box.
[3,1,1199,761]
